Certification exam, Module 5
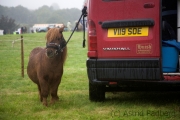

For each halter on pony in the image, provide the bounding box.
[45,28,67,58]
[46,38,66,55]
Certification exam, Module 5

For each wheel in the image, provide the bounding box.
[89,82,105,102]
[38,30,46,32]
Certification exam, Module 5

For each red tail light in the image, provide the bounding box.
[88,20,97,57]
[89,20,96,36]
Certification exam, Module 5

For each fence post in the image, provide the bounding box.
[21,35,24,78]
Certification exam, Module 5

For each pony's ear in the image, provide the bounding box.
[59,25,65,33]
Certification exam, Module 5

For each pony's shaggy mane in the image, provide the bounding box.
[45,28,62,42]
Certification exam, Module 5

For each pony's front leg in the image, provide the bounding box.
[50,79,61,104]
[39,79,49,106]
[37,84,42,102]
[50,90,59,105]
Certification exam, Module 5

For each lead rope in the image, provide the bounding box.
[82,6,87,48]
[61,6,87,51]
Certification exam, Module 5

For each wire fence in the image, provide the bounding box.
[0,35,46,79]
[0,32,86,80]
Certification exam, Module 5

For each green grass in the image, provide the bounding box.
[0,32,180,120]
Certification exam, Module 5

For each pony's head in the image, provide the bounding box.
[45,26,66,58]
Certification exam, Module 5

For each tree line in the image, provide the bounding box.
[0,5,81,34]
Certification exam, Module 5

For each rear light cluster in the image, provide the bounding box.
[88,20,97,57]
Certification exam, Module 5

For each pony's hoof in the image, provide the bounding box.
[50,98,59,104]
[43,102,48,106]
[42,101,48,106]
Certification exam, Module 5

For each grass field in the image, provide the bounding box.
[0,32,180,120]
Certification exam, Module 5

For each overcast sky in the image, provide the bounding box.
[0,0,85,10]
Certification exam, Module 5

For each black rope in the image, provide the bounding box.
[82,6,87,48]
[66,14,83,45]
[82,16,86,48]
[61,6,87,51]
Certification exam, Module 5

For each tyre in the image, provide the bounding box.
[89,82,105,102]
[39,30,45,32]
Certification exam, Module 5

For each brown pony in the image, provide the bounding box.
[27,27,67,106]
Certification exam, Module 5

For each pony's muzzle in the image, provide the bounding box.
[46,49,56,58]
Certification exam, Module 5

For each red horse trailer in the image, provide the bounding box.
[86,0,180,101]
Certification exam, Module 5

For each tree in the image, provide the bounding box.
[0,5,81,31]
[51,3,60,10]
[0,15,19,34]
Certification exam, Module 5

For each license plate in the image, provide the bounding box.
[108,27,149,37]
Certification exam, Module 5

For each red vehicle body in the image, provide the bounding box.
[86,0,180,101]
